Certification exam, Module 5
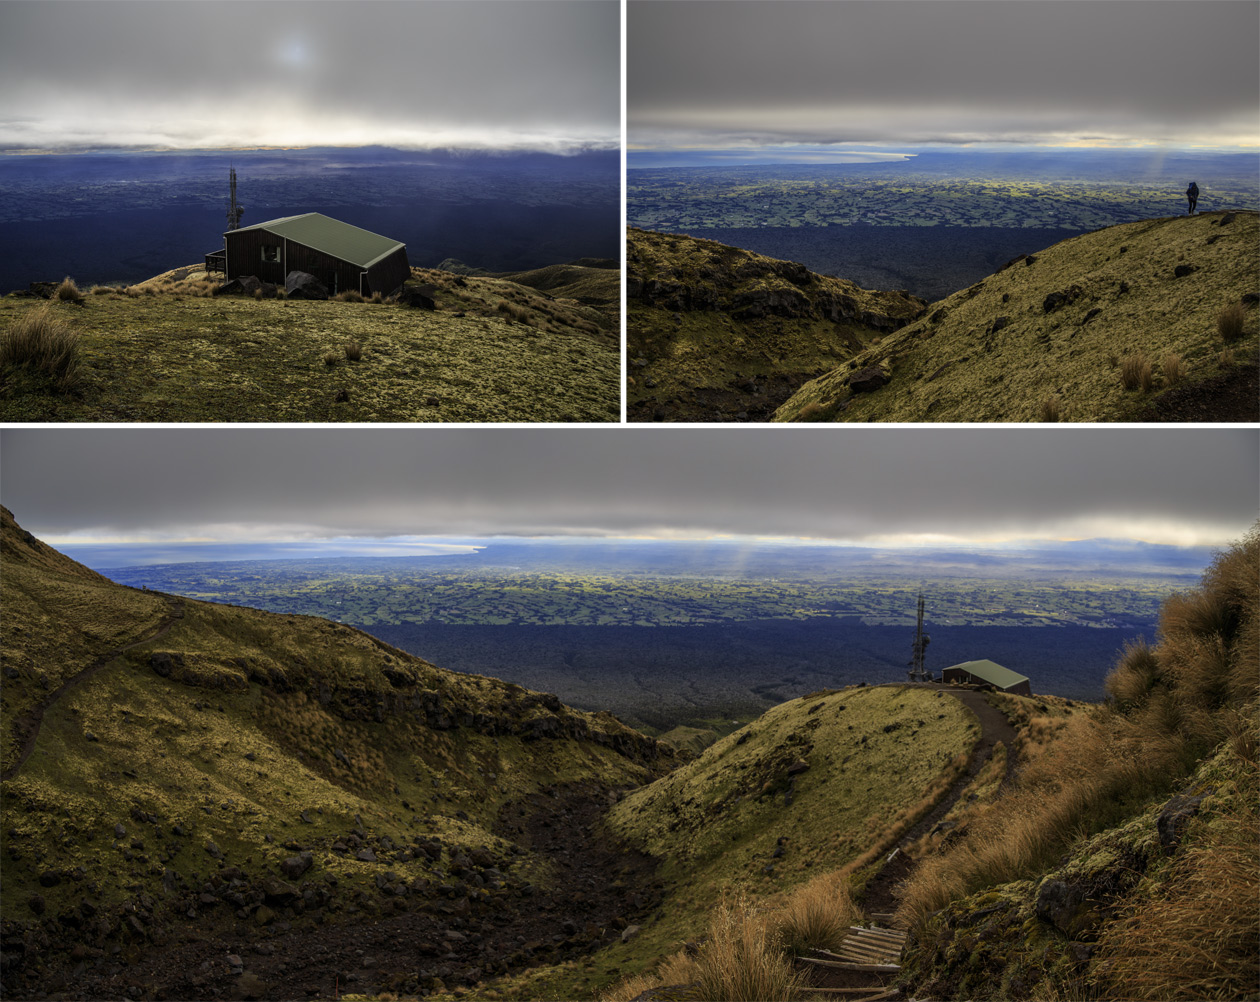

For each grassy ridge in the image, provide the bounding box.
[775,211,1259,423]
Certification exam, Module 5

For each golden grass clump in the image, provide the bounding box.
[1037,395,1061,422]
[771,870,860,956]
[343,340,363,362]
[1,305,83,393]
[1216,301,1246,342]
[1120,353,1153,392]
[796,401,826,422]
[1160,352,1185,387]
[54,276,84,304]
[1105,637,1161,708]
[323,351,339,367]
[336,290,364,303]
[687,898,803,1001]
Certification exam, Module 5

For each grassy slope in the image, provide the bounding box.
[0,507,171,772]
[775,210,1259,422]
[0,266,618,422]
[0,508,676,971]
[484,685,978,998]
[626,227,926,420]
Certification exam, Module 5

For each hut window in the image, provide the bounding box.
[261,246,280,263]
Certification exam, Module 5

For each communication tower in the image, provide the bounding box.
[907,591,933,682]
[226,167,245,230]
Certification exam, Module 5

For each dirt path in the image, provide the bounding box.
[799,687,1020,998]
[859,687,1017,916]
[1,598,184,782]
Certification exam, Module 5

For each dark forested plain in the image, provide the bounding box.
[627,149,1260,300]
[0,147,619,291]
[99,539,1204,729]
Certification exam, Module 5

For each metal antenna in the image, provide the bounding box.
[908,591,932,682]
[226,167,244,230]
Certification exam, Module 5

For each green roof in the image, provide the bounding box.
[944,659,1029,689]
[229,213,404,269]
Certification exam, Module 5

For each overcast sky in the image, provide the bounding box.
[2,428,1255,550]
[629,0,1260,150]
[0,1,617,152]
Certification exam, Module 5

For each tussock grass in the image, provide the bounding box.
[1092,765,1259,1001]
[343,340,363,362]
[1160,352,1185,387]
[54,276,84,303]
[652,898,803,1002]
[323,351,340,366]
[771,870,860,956]
[1037,395,1061,422]
[0,306,83,393]
[1217,301,1246,342]
[336,290,364,303]
[1120,353,1153,392]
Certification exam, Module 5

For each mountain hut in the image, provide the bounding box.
[941,659,1031,696]
[219,212,410,296]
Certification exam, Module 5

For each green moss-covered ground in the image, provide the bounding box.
[0,267,618,422]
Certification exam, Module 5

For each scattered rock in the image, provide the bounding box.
[1173,264,1198,278]
[279,851,313,880]
[285,271,329,300]
[620,924,641,943]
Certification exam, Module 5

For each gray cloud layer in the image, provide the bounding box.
[629,1,1260,148]
[0,1,618,151]
[2,428,1255,547]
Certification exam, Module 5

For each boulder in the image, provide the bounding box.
[397,285,437,310]
[285,271,329,300]
[1156,793,1206,852]
[848,366,889,394]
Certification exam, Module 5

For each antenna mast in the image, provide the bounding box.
[226,167,244,230]
[908,591,932,682]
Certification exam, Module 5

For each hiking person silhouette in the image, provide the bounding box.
[1186,181,1199,214]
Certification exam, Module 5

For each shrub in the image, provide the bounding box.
[54,276,83,304]
[1161,352,1185,387]
[343,340,363,362]
[0,306,82,393]
[1120,353,1153,392]
[1217,302,1245,342]
[1038,396,1061,422]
